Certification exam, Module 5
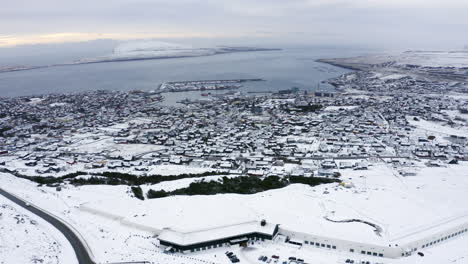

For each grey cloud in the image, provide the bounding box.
[0,0,467,49]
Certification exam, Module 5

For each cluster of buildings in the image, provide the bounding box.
[158,79,262,93]
[328,70,468,94]
[0,78,466,178]
[1,62,467,262]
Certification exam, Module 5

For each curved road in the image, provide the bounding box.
[0,188,95,264]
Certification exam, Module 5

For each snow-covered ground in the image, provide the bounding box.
[0,195,78,264]
[163,228,468,264]
[407,116,468,137]
[69,137,165,156]
[140,174,237,193]
[1,160,467,263]
[1,153,216,177]
[83,162,468,247]
[323,105,359,111]
[332,51,468,68]
[395,51,468,68]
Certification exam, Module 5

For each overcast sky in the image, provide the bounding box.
[1,0,467,49]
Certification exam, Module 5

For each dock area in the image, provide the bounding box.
[157,79,264,93]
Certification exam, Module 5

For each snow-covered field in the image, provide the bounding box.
[0,195,77,264]
[407,116,468,137]
[82,162,468,246]
[396,51,468,68]
[1,160,467,263]
[70,138,165,156]
[140,174,237,193]
[332,51,468,68]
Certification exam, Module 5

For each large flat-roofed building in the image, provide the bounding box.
[158,220,279,253]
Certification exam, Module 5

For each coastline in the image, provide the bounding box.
[0,48,282,75]
[315,58,364,71]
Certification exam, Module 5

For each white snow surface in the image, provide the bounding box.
[42,162,468,246]
[407,116,468,137]
[336,51,468,68]
[1,161,468,263]
[396,51,468,67]
[0,196,78,264]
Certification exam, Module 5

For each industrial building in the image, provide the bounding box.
[158,220,279,253]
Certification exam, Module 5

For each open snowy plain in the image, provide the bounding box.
[1,159,467,263]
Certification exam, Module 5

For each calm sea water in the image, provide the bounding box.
[0,46,365,100]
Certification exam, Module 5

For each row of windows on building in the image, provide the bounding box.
[359,250,384,257]
[420,228,468,250]
[304,240,384,258]
[188,237,266,253]
[304,240,337,249]
[190,243,226,253]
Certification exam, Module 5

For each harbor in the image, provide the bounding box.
[156,79,264,93]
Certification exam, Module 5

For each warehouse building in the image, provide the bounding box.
[158,220,279,253]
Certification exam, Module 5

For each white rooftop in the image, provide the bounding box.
[158,221,277,246]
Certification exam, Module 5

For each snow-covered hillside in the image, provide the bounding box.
[0,196,78,264]
[325,51,468,68]
[398,51,468,68]
[1,161,468,264]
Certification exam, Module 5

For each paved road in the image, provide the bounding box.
[0,188,95,264]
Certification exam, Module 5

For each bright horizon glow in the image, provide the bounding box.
[0,32,246,48]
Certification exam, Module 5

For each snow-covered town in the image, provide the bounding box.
[1,51,468,264]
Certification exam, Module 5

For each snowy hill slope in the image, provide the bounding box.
[0,196,78,264]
